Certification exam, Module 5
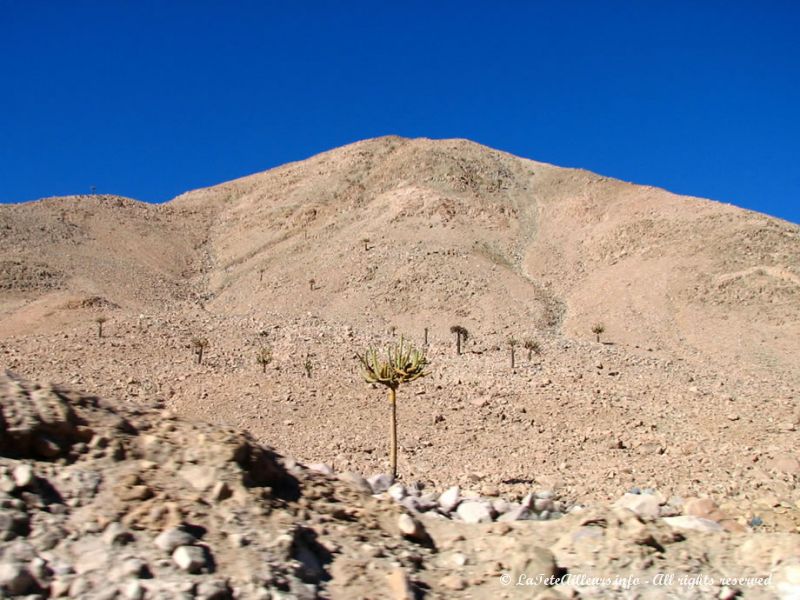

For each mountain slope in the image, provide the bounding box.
[0,137,798,513]
[169,136,800,379]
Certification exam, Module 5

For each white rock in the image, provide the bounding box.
[498,505,532,522]
[307,463,334,476]
[614,493,661,519]
[397,513,427,542]
[172,545,208,573]
[456,501,493,524]
[122,580,146,600]
[662,516,725,533]
[368,473,394,494]
[438,486,461,513]
[12,464,34,488]
[492,498,510,515]
[387,483,406,501]
[338,471,373,494]
[155,528,197,553]
[773,559,800,599]
[196,579,233,599]
[451,553,468,567]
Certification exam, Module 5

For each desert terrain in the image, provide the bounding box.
[1,136,799,598]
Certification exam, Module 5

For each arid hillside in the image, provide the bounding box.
[170,136,800,379]
[1,136,798,523]
[0,194,208,336]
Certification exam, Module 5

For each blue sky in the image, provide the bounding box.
[1,1,798,223]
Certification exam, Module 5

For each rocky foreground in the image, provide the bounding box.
[1,371,799,599]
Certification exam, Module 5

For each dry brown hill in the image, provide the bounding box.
[170,135,800,378]
[0,136,798,520]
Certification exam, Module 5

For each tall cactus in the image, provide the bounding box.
[357,337,429,480]
[508,337,518,369]
[191,337,209,364]
[523,338,541,361]
[256,346,272,373]
[95,316,107,339]
[450,325,468,355]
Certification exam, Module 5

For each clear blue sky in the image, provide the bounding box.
[1,1,798,223]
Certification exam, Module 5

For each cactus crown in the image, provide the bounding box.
[357,337,429,390]
[523,338,541,352]
[191,337,209,349]
[450,325,469,340]
[256,346,272,364]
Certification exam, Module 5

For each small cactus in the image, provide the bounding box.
[95,316,107,338]
[361,237,370,251]
[450,325,469,355]
[523,338,541,361]
[508,337,518,369]
[191,337,209,364]
[308,278,316,291]
[259,267,265,282]
[592,323,605,343]
[357,337,429,479]
[256,346,272,373]
[304,355,313,378]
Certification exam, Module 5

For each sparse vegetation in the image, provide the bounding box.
[191,337,209,364]
[357,337,429,479]
[523,338,541,361]
[592,323,605,343]
[95,316,107,338]
[256,346,272,373]
[509,337,518,369]
[450,325,469,355]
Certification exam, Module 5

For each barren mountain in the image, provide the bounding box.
[1,137,799,598]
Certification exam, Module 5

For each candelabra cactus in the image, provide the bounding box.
[191,337,209,364]
[357,337,429,479]
[450,325,468,355]
[508,337,518,369]
[523,338,541,361]
[256,346,272,373]
[95,316,107,338]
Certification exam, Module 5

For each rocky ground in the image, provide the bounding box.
[1,371,799,599]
